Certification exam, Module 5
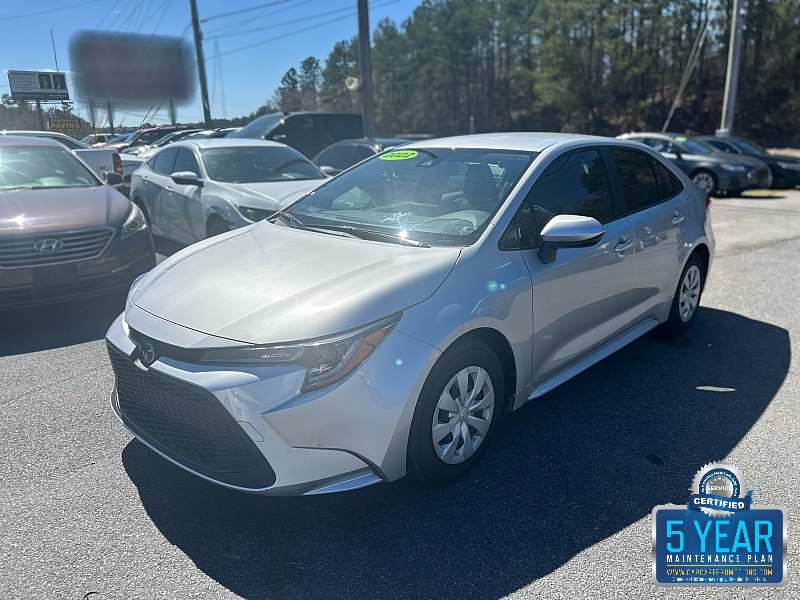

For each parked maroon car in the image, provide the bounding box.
[0,136,155,307]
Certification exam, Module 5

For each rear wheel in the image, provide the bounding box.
[407,341,504,484]
[661,254,705,336]
[691,170,717,196]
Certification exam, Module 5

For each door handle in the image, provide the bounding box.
[614,238,633,254]
[671,212,684,224]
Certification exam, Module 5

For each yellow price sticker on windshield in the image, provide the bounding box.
[380,150,418,160]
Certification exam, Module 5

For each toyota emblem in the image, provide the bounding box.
[33,239,64,252]
[137,339,156,366]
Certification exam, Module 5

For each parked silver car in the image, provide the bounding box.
[129,139,327,244]
[106,133,714,495]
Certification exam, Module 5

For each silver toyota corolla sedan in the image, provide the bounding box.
[106,133,714,495]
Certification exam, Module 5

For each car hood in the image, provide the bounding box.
[130,222,461,344]
[212,179,323,210]
[0,184,130,234]
[709,152,767,168]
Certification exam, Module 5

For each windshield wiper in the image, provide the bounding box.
[305,224,428,247]
[272,210,305,229]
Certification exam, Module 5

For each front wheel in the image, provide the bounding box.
[407,341,504,484]
[661,254,705,336]
[691,170,718,196]
[206,216,230,238]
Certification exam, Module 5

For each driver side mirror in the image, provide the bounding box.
[538,214,605,264]
[170,171,204,187]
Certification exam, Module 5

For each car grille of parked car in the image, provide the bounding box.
[749,166,771,183]
[107,342,277,490]
[0,228,114,268]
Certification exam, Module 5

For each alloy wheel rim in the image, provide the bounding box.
[431,366,495,464]
[693,173,714,194]
[679,265,702,322]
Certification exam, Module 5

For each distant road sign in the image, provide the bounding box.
[7,70,70,101]
[49,118,82,133]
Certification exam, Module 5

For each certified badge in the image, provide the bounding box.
[652,462,787,586]
[688,463,751,517]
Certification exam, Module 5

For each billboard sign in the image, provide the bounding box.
[49,118,82,134]
[70,32,193,103]
[7,70,70,101]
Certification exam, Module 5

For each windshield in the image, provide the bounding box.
[229,113,283,139]
[0,144,100,190]
[285,147,535,247]
[732,137,767,154]
[676,137,715,155]
[200,146,326,183]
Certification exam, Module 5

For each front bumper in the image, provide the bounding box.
[0,231,155,308]
[717,165,772,191]
[105,311,439,495]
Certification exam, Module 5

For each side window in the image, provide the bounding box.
[319,145,355,171]
[152,147,178,175]
[353,145,375,164]
[499,197,535,250]
[651,157,685,200]
[610,148,660,212]
[173,148,200,174]
[526,149,614,237]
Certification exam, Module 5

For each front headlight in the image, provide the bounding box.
[719,162,749,173]
[121,203,148,239]
[201,313,401,391]
[777,161,800,172]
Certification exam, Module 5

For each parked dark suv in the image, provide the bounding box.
[230,112,363,158]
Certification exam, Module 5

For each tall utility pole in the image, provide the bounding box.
[190,0,213,127]
[357,0,376,138]
[719,0,746,136]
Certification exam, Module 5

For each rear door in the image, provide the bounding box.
[145,147,178,238]
[162,147,205,243]
[607,147,689,322]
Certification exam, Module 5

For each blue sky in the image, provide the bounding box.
[0,0,419,129]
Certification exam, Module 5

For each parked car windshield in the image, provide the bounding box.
[732,137,768,155]
[200,146,326,183]
[0,144,100,190]
[678,137,717,155]
[286,147,534,247]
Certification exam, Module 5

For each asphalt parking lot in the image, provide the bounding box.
[1,189,798,599]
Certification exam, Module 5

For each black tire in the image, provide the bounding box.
[206,216,229,238]
[691,169,718,196]
[661,254,706,336]
[407,341,504,485]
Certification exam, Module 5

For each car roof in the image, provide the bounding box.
[0,134,64,147]
[1,129,74,140]
[171,138,295,150]
[401,132,616,152]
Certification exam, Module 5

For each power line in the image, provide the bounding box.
[202,0,293,23]
[205,0,316,37]
[0,0,99,22]
[215,0,400,59]
[212,3,356,40]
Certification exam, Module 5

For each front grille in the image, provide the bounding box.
[0,228,114,268]
[748,167,771,182]
[107,342,276,490]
